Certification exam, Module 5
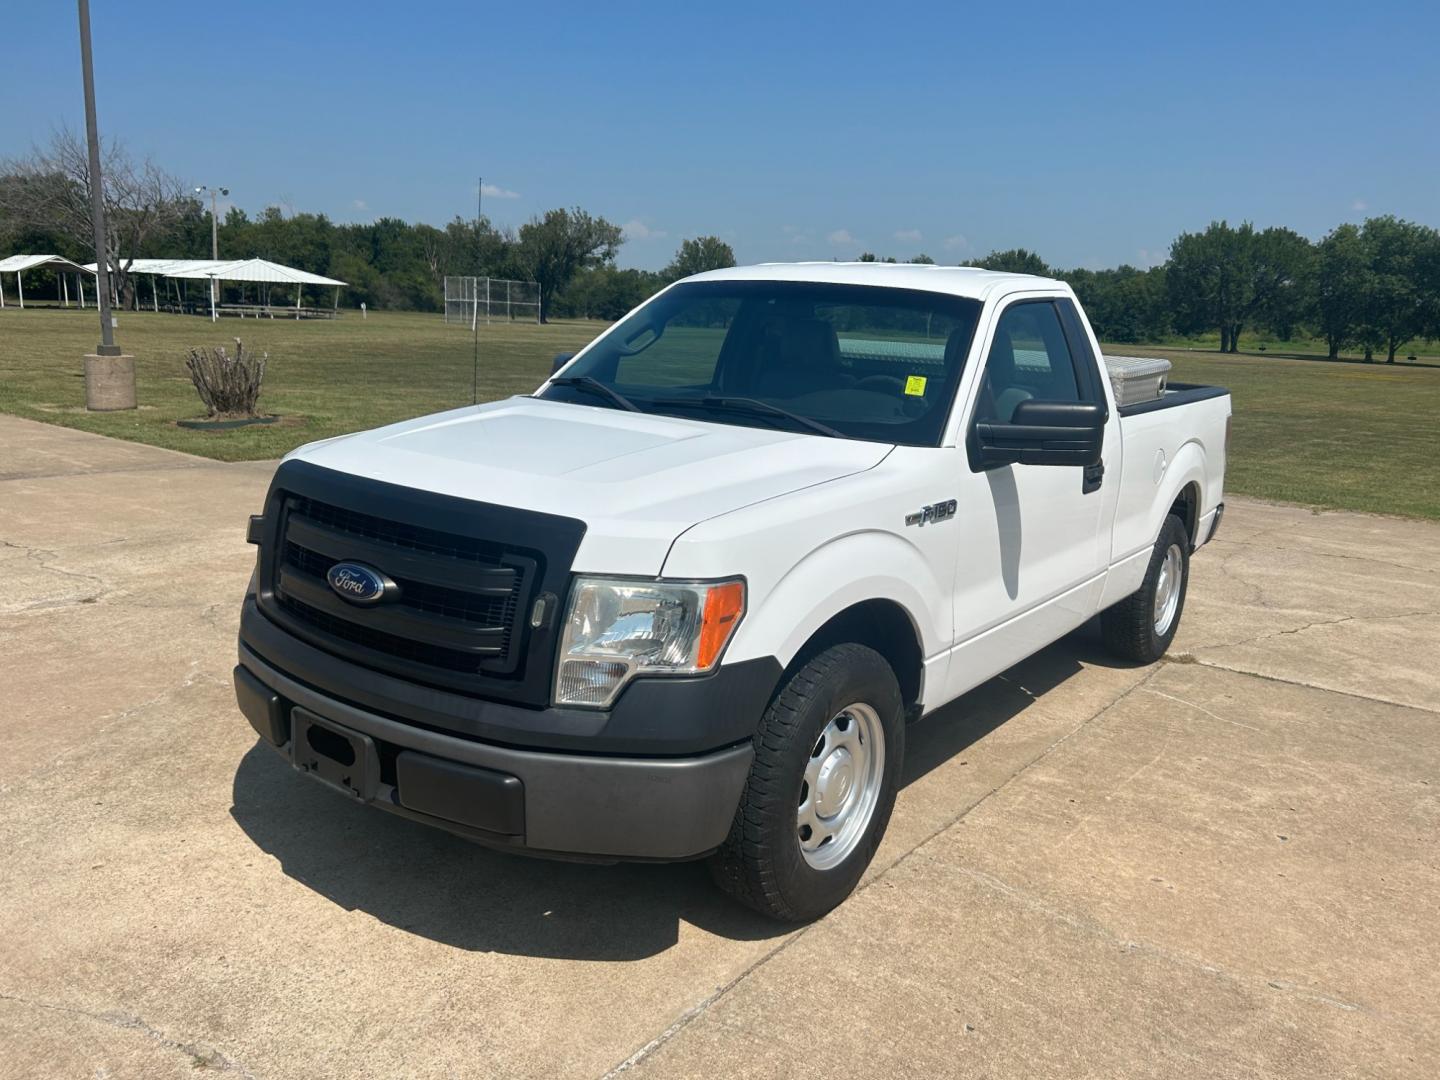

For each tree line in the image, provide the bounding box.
[967,217,1440,361]
[0,132,732,322]
[3,132,1437,355]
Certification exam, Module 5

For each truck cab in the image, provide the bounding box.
[235,264,1229,921]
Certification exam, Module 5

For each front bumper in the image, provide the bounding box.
[235,644,756,861]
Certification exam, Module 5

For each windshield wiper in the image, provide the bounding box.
[547,376,641,412]
[651,394,848,439]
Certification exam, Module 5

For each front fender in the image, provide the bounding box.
[722,529,947,676]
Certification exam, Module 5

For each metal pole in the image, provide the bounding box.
[78,0,118,356]
[210,190,218,309]
[18,271,25,310]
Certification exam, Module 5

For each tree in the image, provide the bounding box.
[663,236,736,282]
[1166,222,1310,352]
[969,248,1052,276]
[1067,265,1170,344]
[555,266,661,320]
[514,208,622,322]
[907,254,936,264]
[1312,223,1369,359]
[1240,226,1315,341]
[1354,216,1436,362]
[0,129,188,309]
[1167,222,1251,352]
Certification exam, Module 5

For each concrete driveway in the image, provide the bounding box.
[1,415,1436,1079]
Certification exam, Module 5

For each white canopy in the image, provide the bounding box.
[0,254,96,275]
[83,257,344,286]
[162,258,346,287]
[0,254,96,309]
[84,258,231,276]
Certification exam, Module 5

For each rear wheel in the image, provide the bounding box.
[1101,513,1191,663]
[708,643,904,922]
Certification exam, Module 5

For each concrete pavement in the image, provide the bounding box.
[0,415,1436,1079]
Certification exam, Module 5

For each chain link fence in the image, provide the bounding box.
[443,276,541,326]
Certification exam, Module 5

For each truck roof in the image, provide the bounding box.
[685,261,1068,301]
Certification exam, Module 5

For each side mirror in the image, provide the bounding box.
[972,400,1104,469]
[551,353,574,375]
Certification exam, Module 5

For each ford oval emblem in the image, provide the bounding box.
[325,561,396,605]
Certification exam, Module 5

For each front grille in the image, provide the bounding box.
[268,494,537,687]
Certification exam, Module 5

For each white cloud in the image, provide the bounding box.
[943,233,969,251]
[894,228,922,243]
[351,198,368,211]
[621,219,667,242]
[1351,198,1368,212]
[827,229,855,246]
[479,183,521,200]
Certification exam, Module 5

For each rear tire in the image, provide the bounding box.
[1101,513,1190,663]
[708,643,904,923]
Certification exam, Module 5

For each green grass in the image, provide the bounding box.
[0,308,605,461]
[1105,345,1440,519]
[3,307,1438,518]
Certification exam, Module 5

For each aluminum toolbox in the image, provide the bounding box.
[1104,355,1171,407]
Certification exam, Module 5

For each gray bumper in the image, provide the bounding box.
[236,644,754,862]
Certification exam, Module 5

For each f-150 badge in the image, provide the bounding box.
[905,500,957,527]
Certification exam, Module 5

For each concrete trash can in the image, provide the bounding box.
[84,353,137,411]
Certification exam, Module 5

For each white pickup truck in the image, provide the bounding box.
[234,263,1229,921]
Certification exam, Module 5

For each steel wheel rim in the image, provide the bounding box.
[1153,543,1184,636]
[797,702,885,871]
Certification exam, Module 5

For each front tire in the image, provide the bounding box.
[708,643,905,922]
[1101,513,1191,663]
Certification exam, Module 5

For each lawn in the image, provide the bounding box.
[0,308,605,461]
[2,307,1438,518]
[1114,346,1440,519]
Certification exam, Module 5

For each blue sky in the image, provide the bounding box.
[4,2,1437,271]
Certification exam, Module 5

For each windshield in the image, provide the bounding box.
[540,280,983,446]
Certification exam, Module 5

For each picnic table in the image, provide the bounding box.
[215,304,339,320]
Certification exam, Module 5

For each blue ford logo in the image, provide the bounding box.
[326,561,394,605]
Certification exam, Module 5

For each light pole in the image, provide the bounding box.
[77,0,134,411]
[195,184,228,308]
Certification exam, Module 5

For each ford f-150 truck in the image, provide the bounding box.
[234,263,1229,921]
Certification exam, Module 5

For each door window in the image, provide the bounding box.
[974,301,1082,423]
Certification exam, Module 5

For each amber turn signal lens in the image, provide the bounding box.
[697,580,746,670]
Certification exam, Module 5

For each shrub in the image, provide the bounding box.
[185,338,268,418]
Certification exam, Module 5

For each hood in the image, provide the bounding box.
[288,397,892,574]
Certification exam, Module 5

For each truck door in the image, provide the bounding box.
[942,295,1117,701]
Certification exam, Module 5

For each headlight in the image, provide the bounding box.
[554,577,745,707]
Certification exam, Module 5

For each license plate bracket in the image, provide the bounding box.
[290,708,379,802]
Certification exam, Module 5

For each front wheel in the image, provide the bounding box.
[1101,513,1191,663]
[708,643,905,922]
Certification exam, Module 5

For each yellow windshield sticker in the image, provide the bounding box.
[904,375,928,396]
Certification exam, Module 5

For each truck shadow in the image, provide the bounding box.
[229,625,1101,961]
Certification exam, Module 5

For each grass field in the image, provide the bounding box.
[2,307,1438,518]
[0,308,604,461]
